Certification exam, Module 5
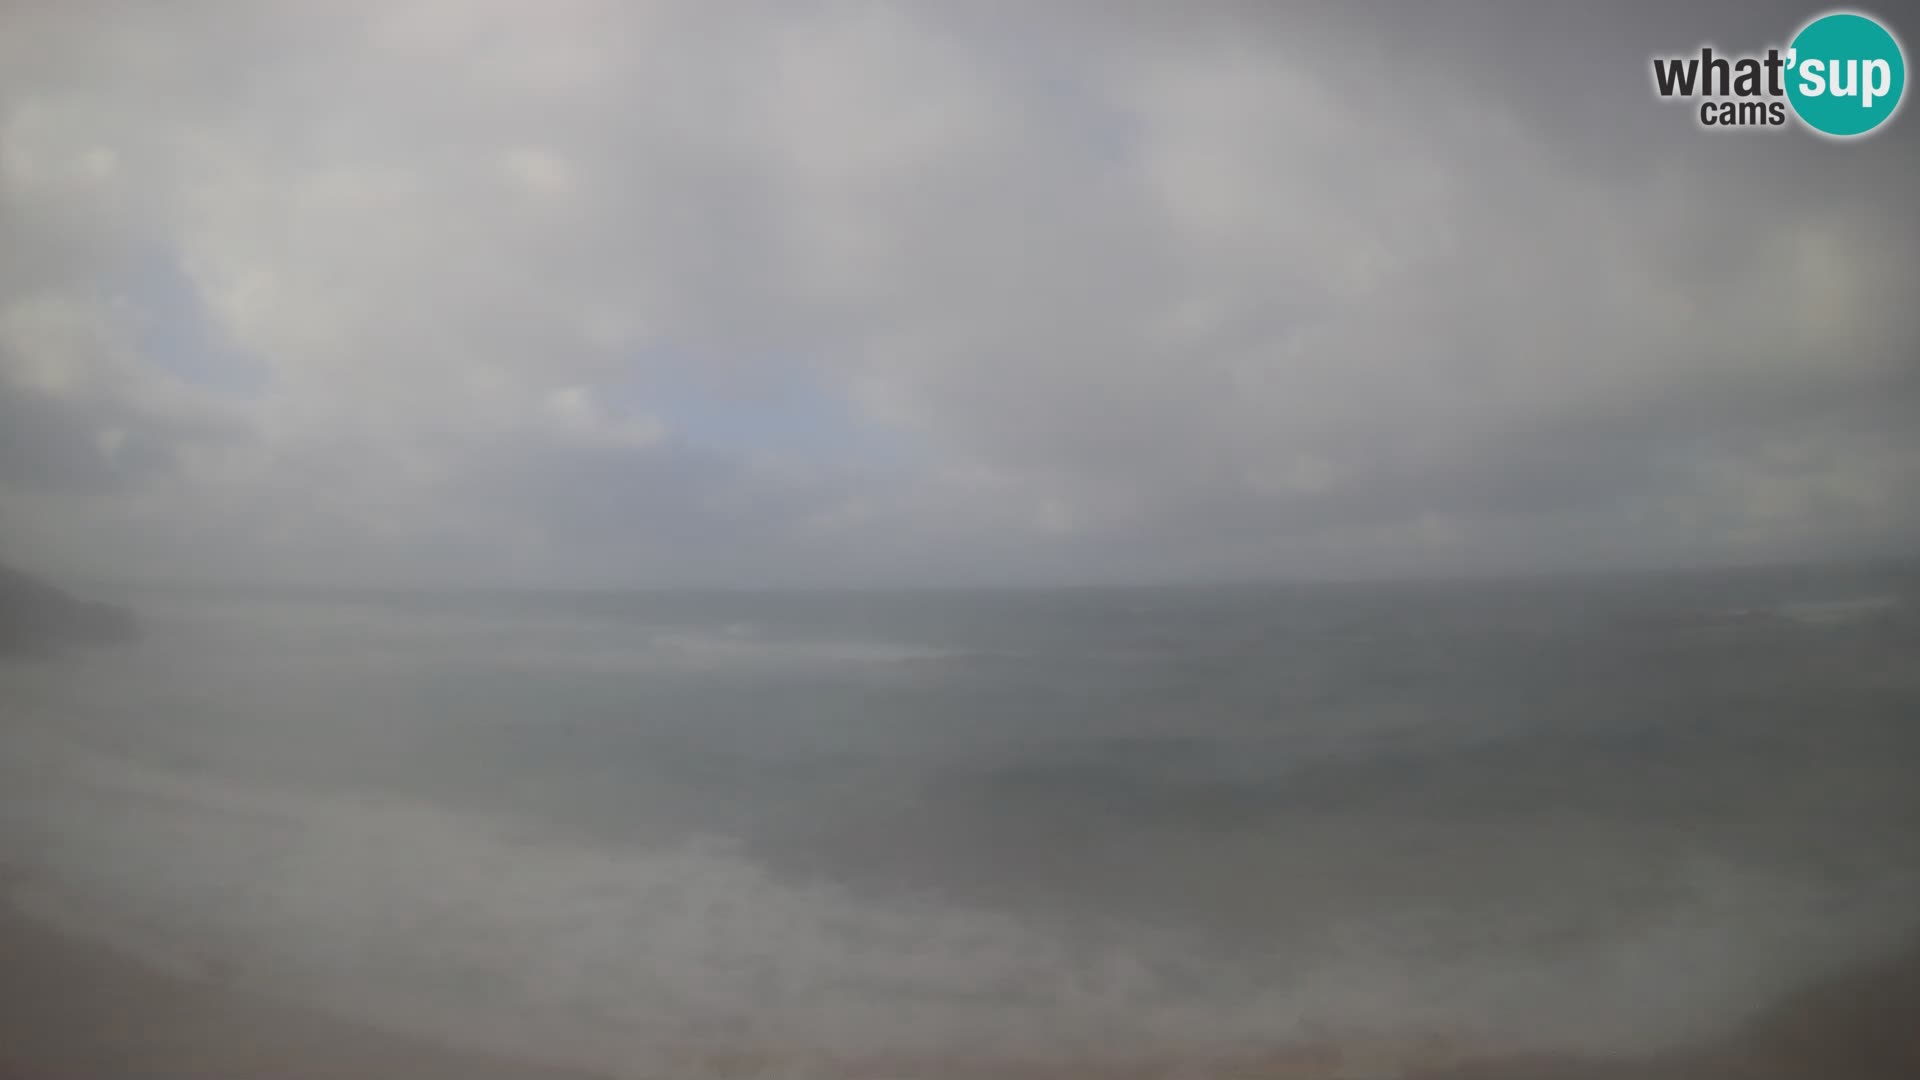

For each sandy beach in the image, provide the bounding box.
[0,910,594,1080]
[5,903,1917,1080]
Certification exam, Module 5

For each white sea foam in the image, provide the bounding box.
[6,728,1916,1076]
[147,597,950,676]
[1774,594,1903,626]
[1706,594,1904,628]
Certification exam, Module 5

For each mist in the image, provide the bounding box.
[3,0,1916,589]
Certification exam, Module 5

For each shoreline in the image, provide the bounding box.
[3,905,1916,1079]
[0,908,596,1080]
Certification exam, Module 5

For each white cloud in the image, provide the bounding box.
[542,385,666,450]
[1,0,1915,586]
[499,147,578,201]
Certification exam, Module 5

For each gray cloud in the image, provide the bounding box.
[2,0,1915,587]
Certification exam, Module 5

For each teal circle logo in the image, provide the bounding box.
[1787,12,1906,137]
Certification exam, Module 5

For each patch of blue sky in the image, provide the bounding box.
[120,249,272,397]
[609,352,915,468]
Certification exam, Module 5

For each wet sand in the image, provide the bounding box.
[4,906,1917,1079]
[0,911,595,1080]
[1417,936,1920,1080]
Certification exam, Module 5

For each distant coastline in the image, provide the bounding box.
[0,561,137,657]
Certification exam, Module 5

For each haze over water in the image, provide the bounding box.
[4,563,1917,1075]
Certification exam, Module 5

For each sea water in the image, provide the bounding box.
[3,564,1918,1074]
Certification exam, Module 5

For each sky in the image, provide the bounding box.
[2,0,1916,588]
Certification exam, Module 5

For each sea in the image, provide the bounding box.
[3,563,1918,1076]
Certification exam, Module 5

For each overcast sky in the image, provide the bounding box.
[2,1,1916,588]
